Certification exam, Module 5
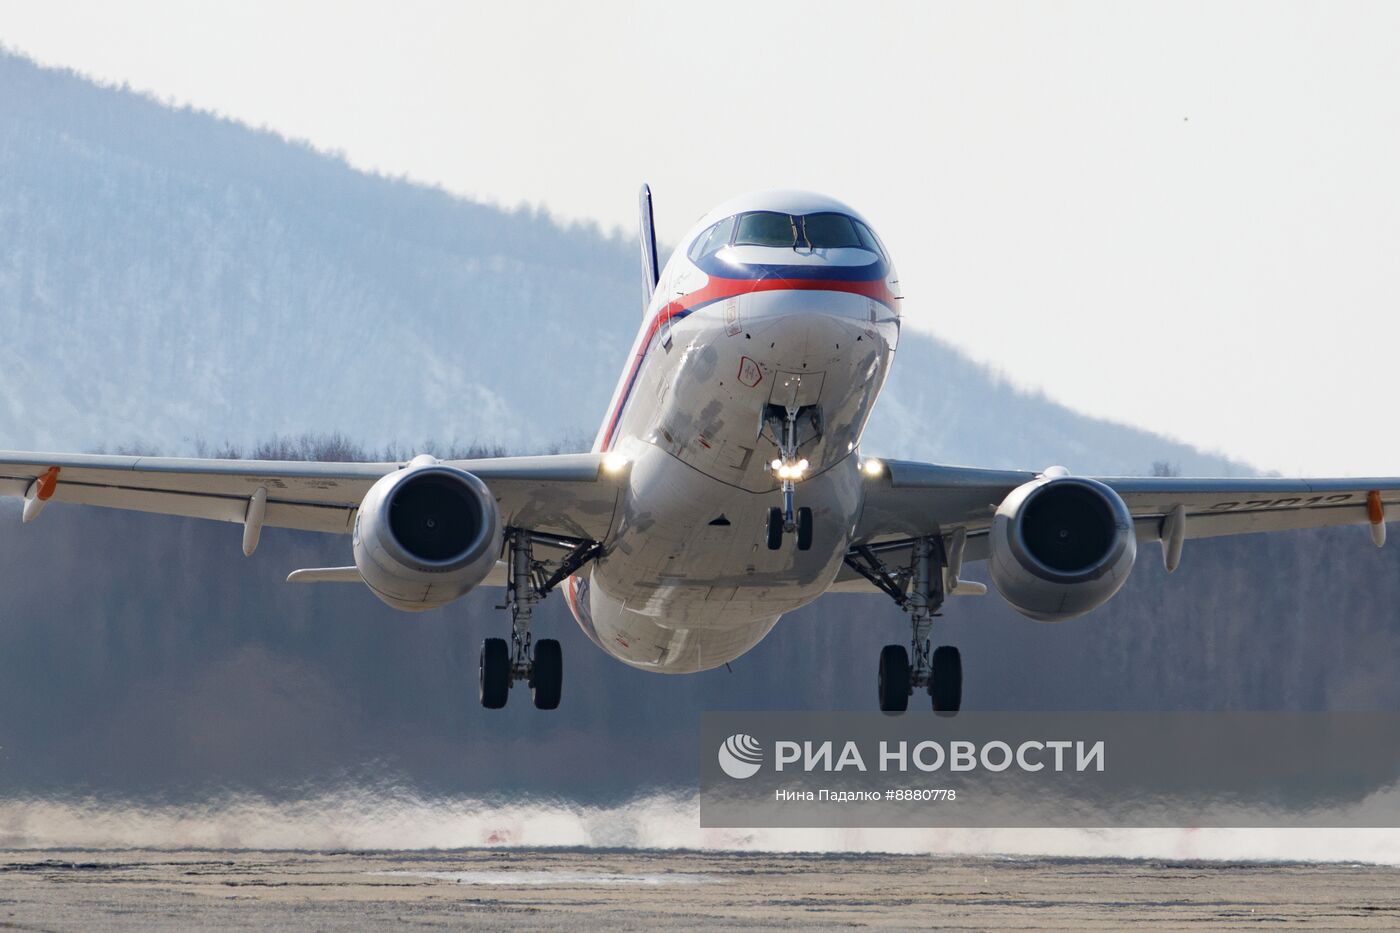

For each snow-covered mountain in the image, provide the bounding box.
[0,50,1245,476]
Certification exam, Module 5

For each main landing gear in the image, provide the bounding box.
[479,529,601,711]
[845,536,963,716]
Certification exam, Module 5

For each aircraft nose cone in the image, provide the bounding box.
[737,297,875,375]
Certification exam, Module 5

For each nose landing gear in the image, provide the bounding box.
[845,535,965,715]
[765,405,815,551]
[766,505,813,551]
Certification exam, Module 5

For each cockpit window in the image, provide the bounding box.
[687,215,736,262]
[704,215,734,256]
[692,210,889,261]
[734,211,797,247]
[853,220,888,260]
[686,227,710,262]
[801,213,863,249]
[705,212,739,250]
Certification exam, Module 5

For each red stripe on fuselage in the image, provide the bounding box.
[599,275,897,450]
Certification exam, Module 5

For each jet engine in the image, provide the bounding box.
[353,460,501,611]
[987,475,1137,622]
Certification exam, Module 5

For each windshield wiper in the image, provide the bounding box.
[792,215,810,252]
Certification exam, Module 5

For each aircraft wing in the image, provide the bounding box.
[0,450,624,544]
[831,459,1400,591]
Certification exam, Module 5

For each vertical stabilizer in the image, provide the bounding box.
[638,183,660,311]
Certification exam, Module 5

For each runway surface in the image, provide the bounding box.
[1,848,1399,930]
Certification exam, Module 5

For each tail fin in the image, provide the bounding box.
[638,183,660,311]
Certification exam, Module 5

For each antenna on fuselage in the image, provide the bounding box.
[638,183,660,312]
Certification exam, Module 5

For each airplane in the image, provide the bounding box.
[3,186,1397,714]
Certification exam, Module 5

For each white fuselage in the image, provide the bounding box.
[564,191,901,672]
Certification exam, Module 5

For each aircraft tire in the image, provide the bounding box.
[796,506,813,550]
[479,637,510,709]
[930,645,962,716]
[765,507,784,550]
[531,638,563,710]
[878,644,910,713]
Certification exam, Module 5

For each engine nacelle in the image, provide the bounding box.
[988,476,1137,622]
[353,461,501,611]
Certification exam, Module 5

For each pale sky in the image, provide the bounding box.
[3,0,1399,474]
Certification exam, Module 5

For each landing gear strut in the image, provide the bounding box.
[844,536,963,715]
[765,405,814,552]
[479,528,601,711]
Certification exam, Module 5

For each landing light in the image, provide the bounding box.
[862,458,884,476]
[602,452,630,474]
[774,460,810,481]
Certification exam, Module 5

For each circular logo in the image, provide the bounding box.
[717,733,763,779]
